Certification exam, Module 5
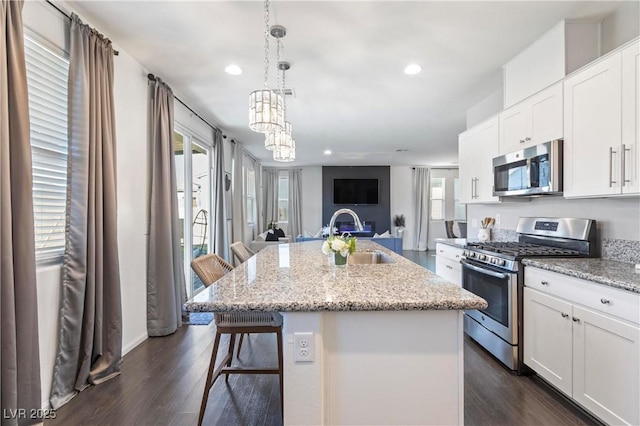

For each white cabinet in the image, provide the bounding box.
[435,243,463,286]
[564,39,640,198]
[621,41,640,194]
[504,20,600,107]
[524,268,640,425]
[458,116,500,204]
[499,83,563,155]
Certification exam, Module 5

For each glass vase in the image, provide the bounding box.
[334,252,349,266]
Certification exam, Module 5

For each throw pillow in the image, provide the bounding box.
[313,228,323,238]
[275,228,286,238]
[380,230,391,238]
[265,231,279,241]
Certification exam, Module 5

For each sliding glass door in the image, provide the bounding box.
[173,129,212,298]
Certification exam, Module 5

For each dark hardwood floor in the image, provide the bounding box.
[47,321,599,426]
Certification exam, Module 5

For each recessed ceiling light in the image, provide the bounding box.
[324,150,332,155]
[225,64,242,75]
[404,64,422,75]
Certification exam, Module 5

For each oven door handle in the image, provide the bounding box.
[461,259,509,280]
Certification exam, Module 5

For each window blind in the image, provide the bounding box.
[24,36,69,262]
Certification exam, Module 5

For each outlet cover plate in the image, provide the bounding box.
[294,332,314,363]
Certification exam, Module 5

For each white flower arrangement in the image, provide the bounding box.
[322,234,357,257]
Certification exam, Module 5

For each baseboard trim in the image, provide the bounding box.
[123,332,148,356]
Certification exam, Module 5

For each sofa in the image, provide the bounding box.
[250,229,292,252]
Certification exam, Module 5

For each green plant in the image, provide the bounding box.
[393,214,406,227]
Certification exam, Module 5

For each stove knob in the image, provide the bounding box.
[498,259,506,266]
[479,255,486,261]
[463,250,468,257]
[469,252,476,258]
[490,258,497,264]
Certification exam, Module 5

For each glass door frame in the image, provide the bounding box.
[174,125,213,299]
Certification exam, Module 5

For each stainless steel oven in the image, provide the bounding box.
[461,259,519,370]
[461,217,596,374]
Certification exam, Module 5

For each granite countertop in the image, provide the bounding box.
[185,240,487,312]
[522,258,640,294]
[435,238,468,249]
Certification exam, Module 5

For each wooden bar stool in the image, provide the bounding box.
[191,253,284,426]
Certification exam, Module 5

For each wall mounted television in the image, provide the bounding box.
[333,178,379,205]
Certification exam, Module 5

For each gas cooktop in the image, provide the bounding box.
[465,242,582,258]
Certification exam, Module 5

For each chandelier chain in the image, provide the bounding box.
[281,43,287,121]
[263,0,270,88]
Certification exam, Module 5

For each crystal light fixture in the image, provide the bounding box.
[273,140,296,162]
[249,0,284,133]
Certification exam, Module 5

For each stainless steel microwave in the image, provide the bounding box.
[492,140,563,197]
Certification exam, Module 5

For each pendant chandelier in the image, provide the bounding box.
[249,0,284,134]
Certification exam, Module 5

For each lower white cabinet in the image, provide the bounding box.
[435,243,462,286]
[524,268,640,425]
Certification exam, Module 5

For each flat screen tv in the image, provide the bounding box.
[333,178,379,205]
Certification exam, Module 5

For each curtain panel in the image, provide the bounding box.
[262,168,279,229]
[231,142,246,245]
[413,167,431,251]
[212,129,228,260]
[0,1,42,423]
[50,13,122,409]
[288,169,303,239]
[146,77,186,337]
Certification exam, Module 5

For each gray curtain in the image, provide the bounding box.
[50,13,122,409]
[212,129,227,261]
[231,142,246,244]
[146,77,186,336]
[251,157,262,234]
[413,167,431,251]
[263,168,279,229]
[0,1,42,423]
[288,169,303,238]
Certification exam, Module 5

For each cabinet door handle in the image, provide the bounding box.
[525,137,531,142]
[446,265,453,269]
[541,281,549,286]
[622,144,630,186]
[561,313,569,318]
[572,317,580,323]
[519,139,525,144]
[600,298,610,304]
[439,250,444,253]
[609,147,617,187]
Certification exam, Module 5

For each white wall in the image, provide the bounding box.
[467,197,640,242]
[466,87,504,129]
[300,167,323,234]
[390,166,415,250]
[602,1,640,54]
[25,0,150,407]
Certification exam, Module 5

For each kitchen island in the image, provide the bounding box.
[185,240,486,425]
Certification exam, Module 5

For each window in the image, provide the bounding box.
[245,168,257,224]
[454,178,467,220]
[25,35,70,263]
[278,171,289,223]
[430,177,445,220]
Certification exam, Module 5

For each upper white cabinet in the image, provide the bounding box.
[504,20,601,108]
[621,41,640,194]
[564,39,640,198]
[499,83,563,154]
[459,116,500,204]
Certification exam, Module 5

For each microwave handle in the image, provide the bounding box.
[461,259,509,280]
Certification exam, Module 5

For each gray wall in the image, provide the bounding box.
[602,1,640,54]
[322,166,391,233]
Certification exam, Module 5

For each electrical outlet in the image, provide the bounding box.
[471,218,478,228]
[495,214,501,226]
[294,332,314,362]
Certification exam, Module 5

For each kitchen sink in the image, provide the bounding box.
[348,251,395,265]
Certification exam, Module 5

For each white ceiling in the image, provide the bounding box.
[67,0,626,167]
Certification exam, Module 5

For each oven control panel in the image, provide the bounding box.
[534,221,559,231]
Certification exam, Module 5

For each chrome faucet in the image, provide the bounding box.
[328,208,364,235]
